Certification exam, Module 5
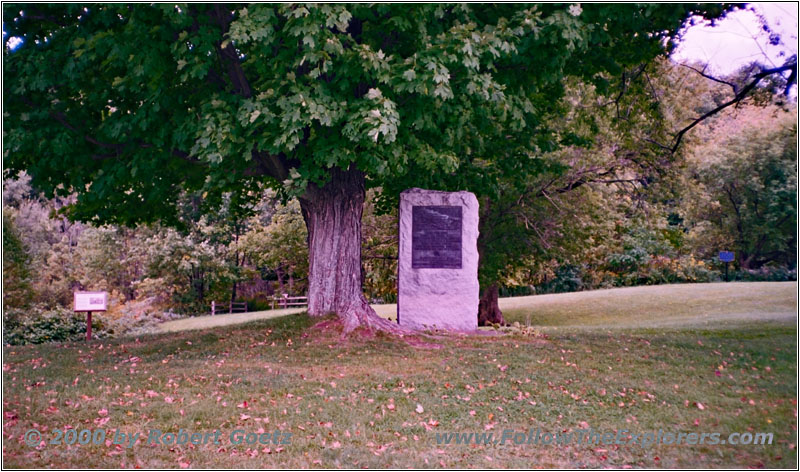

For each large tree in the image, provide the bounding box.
[4,3,732,332]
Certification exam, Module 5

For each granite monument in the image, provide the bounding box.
[397,188,479,331]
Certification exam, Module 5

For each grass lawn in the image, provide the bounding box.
[156,307,307,334]
[161,282,796,333]
[3,282,796,468]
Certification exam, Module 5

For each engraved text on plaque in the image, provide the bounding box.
[411,205,462,269]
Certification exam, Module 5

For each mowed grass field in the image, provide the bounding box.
[499,282,797,329]
[3,282,797,468]
[156,282,796,333]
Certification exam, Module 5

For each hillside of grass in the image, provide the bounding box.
[157,282,796,334]
[156,306,307,334]
[3,282,796,468]
[498,281,797,329]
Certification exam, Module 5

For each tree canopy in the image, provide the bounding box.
[6,3,747,330]
[4,3,732,220]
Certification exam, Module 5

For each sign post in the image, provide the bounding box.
[718,251,735,282]
[74,292,108,341]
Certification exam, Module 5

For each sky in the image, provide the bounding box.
[671,2,798,76]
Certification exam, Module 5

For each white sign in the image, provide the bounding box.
[74,291,108,312]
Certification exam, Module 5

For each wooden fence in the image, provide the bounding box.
[210,296,308,315]
[210,301,247,316]
[271,295,308,309]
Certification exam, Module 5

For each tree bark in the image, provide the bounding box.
[230,230,241,305]
[477,283,505,326]
[275,266,285,295]
[299,166,407,335]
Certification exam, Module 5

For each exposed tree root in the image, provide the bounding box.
[338,296,413,336]
[307,298,442,349]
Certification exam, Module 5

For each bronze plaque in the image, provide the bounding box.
[412,205,462,269]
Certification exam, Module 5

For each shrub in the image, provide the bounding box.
[244,296,274,312]
[529,256,721,296]
[110,308,183,337]
[498,285,536,297]
[3,306,110,345]
[638,255,720,285]
[537,264,585,294]
[732,266,797,282]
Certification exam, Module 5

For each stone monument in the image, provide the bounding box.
[397,188,479,331]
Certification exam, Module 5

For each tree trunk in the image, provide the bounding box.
[740,253,753,270]
[275,265,285,294]
[299,166,406,334]
[475,197,504,327]
[477,283,505,326]
[230,231,240,306]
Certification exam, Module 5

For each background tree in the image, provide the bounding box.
[4,4,734,333]
[240,198,309,297]
[2,210,34,308]
[2,173,86,306]
[77,226,144,301]
[682,106,797,270]
[470,60,681,324]
[361,189,399,303]
[1,173,264,315]
[468,49,797,323]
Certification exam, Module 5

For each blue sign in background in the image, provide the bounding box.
[718,251,735,262]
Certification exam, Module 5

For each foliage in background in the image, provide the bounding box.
[361,189,398,303]
[682,106,797,270]
[472,60,797,296]
[2,177,301,343]
[240,198,308,296]
[2,210,34,308]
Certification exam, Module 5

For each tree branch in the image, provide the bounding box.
[210,5,252,98]
[679,63,738,93]
[244,149,290,181]
[202,5,297,182]
[665,61,797,154]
